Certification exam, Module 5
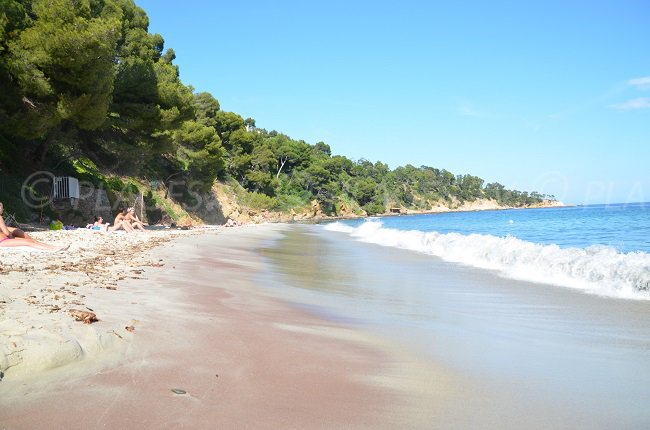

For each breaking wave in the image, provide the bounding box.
[324,220,650,300]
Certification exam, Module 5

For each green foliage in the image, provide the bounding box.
[70,157,105,187]
[363,201,386,216]
[146,189,179,220]
[104,176,139,195]
[274,193,309,212]
[214,111,245,149]
[6,0,120,140]
[194,92,220,127]
[245,170,277,196]
[350,177,377,206]
[238,190,277,211]
[0,172,33,220]
[173,120,225,191]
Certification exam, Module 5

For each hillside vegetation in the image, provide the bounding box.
[0,0,554,223]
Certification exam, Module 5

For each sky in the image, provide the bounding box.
[136,0,649,205]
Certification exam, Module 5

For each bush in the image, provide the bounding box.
[240,191,277,210]
[363,201,386,216]
[274,194,308,211]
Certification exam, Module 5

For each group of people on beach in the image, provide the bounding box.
[0,202,147,252]
[86,207,146,232]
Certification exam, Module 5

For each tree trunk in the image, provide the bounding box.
[276,156,288,179]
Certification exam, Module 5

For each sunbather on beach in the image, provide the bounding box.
[0,203,33,239]
[86,215,111,231]
[8,227,33,239]
[0,202,69,251]
[125,207,146,231]
[113,207,135,233]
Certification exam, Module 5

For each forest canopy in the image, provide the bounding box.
[0,0,553,218]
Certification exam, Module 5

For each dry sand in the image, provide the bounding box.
[0,227,203,383]
[0,225,443,429]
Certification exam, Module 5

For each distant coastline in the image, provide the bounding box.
[233,197,568,225]
[395,198,566,215]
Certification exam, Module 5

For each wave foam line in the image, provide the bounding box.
[324,221,650,300]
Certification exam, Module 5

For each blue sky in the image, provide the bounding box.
[136,0,649,204]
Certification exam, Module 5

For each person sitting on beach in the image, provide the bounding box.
[0,204,33,239]
[112,207,135,233]
[0,202,69,251]
[86,215,111,231]
[5,223,33,240]
[125,207,146,231]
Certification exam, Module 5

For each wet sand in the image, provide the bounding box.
[260,225,650,430]
[0,225,442,429]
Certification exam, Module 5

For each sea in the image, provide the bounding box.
[259,202,650,429]
[327,202,650,300]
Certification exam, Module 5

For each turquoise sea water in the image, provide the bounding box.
[260,204,650,428]
[326,203,650,300]
[337,202,650,253]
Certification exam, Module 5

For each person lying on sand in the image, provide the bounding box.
[0,202,69,251]
[125,207,146,231]
[112,207,135,233]
[86,215,111,231]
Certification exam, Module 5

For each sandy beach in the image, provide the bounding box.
[4,215,649,430]
[0,227,195,383]
[0,225,442,429]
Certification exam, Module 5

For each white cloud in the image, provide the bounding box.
[610,97,650,110]
[629,76,650,90]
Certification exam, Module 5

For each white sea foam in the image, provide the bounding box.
[324,220,650,300]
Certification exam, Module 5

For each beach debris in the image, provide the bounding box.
[66,300,85,306]
[125,325,135,332]
[171,388,187,395]
[69,309,98,324]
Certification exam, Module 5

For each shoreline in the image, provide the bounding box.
[259,224,650,429]
[4,219,647,428]
[0,225,440,429]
